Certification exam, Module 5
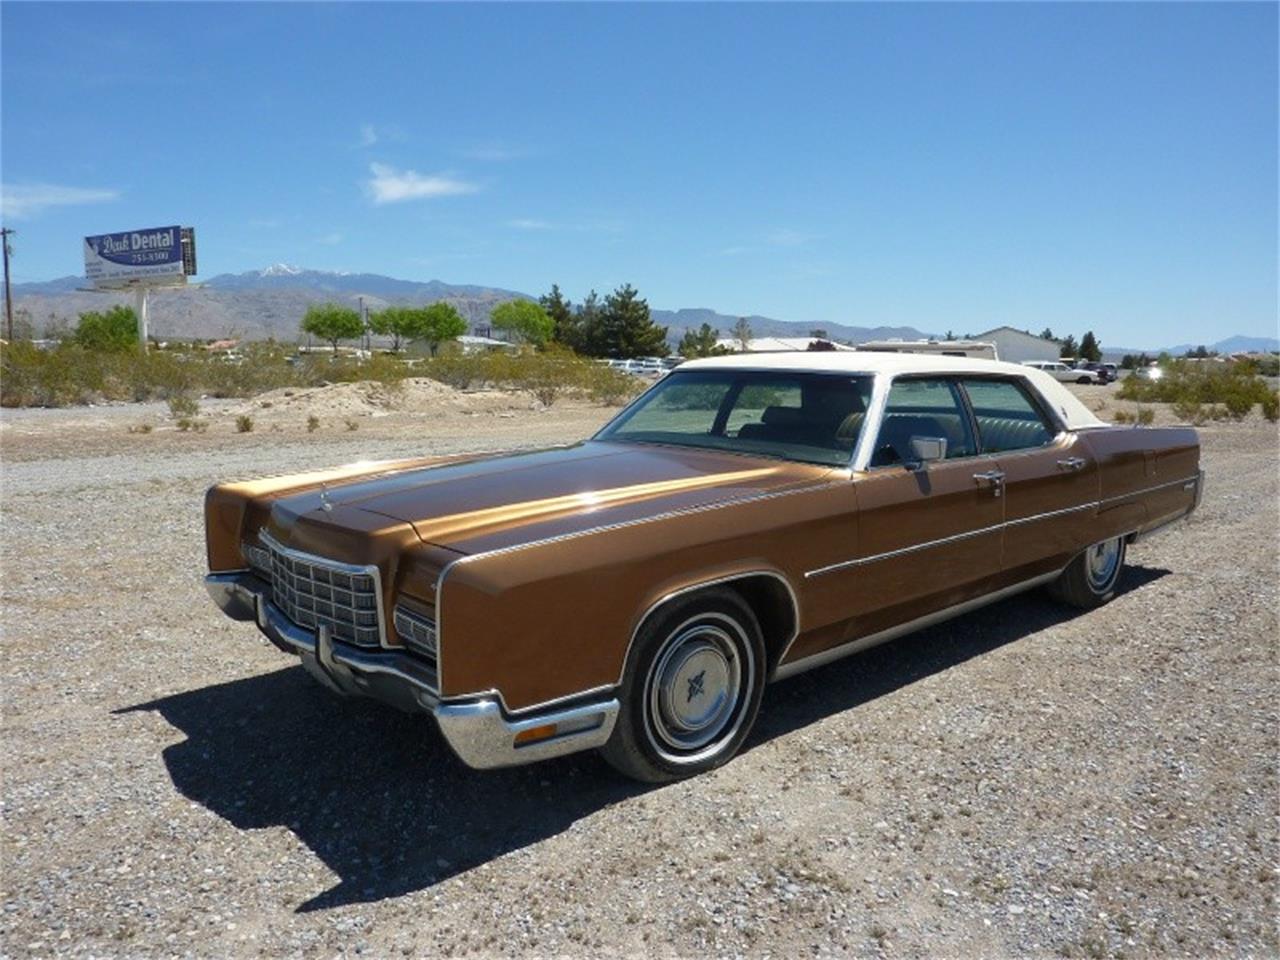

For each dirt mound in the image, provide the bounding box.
[235,378,535,419]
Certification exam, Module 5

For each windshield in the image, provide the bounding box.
[596,370,874,467]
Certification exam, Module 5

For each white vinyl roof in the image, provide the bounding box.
[680,350,1104,430]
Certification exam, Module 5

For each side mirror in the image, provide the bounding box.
[905,436,947,470]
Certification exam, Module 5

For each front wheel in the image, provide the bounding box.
[1048,535,1127,608]
[600,589,765,782]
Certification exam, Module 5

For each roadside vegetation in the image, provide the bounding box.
[0,331,639,409]
[1118,359,1279,423]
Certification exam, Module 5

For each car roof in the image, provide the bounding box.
[678,350,1104,429]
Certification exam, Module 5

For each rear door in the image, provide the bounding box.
[957,377,1098,579]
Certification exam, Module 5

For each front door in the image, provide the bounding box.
[838,377,1005,642]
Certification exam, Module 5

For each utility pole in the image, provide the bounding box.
[1,227,14,341]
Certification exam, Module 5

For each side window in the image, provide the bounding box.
[959,379,1056,453]
[870,378,976,467]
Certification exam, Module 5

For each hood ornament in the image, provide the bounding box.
[319,484,334,513]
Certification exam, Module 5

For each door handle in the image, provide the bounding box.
[973,470,1006,497]
[1056,457,1086,472]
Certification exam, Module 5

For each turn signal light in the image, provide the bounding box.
[514,723,558,746]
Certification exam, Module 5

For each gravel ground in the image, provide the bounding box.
[1,386,1277,959]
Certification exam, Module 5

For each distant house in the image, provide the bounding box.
[974,326,1060,363]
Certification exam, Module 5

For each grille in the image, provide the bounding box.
[394,605,438,661]
[262,534,384,647]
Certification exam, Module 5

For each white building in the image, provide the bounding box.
[973,326,1060,363]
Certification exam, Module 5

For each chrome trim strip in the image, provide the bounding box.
[804,522,1005,579]
[1004,501,1096,527]
[774,569,1062,680]
[259,531,391,650]
[803,474,1201,580]
[1098,474,1200,506]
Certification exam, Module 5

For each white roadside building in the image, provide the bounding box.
[973,326,1061,363]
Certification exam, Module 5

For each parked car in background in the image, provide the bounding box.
[1076,361,1116,383]
[206,353,1201,781]
[1022,360,1103,384]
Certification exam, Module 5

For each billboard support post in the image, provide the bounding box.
[135,287,149,351]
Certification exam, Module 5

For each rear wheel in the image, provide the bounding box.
[601,589,764,782]
[1049,535,1126,608]
[1076,376,1093,384]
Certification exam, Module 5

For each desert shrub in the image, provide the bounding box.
[1172,399,1205,424]
[127,423,153,434]
[168,393,200,418]
[1119,360,1271,414]
[344,418,359,431]
[306,415,320,433]
[1261,391,1279,423]
[1135,407,1154,425]
[1113,410,1134,424]
[235,415,254,433]
[176,418,194,432]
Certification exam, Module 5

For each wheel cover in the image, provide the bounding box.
[643,614,754,764]
[1086,537,1122,591]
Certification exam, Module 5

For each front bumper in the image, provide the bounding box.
[205,572,619,769]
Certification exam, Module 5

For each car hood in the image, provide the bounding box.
[270,440,832,554]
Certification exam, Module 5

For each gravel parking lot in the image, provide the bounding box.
[2,386,1277,958]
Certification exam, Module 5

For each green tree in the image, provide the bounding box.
[540,285,582,351]
[367,306,417,352]
[944,330,957,340]
[1059,334,1079,359]
[415,302,468,355]
[301,302,364,354]
[74,305,139,351]
[1079,330,1102,362]
[732,317,753,352]
[491,299,554,347]
[599,284,668,358]
[576,290,605,356]
[808,328,829,339]
[678,323,721,358]
[1039,327,1055,341]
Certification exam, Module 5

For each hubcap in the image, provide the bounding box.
[1086,538,1122,591]
[647,621,745,755]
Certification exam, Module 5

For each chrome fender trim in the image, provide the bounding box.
[435,697,620,769]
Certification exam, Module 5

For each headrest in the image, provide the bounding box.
[761,405,806,425]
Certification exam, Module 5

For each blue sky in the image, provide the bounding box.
[2,2,1276,346]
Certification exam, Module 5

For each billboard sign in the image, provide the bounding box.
[84,225,188,288]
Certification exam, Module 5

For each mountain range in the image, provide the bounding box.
[11,266,1275,354]
[10,266,935,346]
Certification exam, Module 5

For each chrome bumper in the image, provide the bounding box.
[205,572,619,769]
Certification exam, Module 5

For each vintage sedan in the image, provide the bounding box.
[205,353,1202,781]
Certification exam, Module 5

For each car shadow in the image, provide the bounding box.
[122,564,1168,912]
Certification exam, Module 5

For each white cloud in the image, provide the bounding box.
[315,231,343,245]
[358,124,378,147]
[462,144,528,161]
[0,182,119,219]
[507,218,553,231]
[767,228,813,247]
[364,163,478,205]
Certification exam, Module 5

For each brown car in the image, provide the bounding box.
[206,353,1202,781]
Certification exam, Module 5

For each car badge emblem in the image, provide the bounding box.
[686,669,706,703]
